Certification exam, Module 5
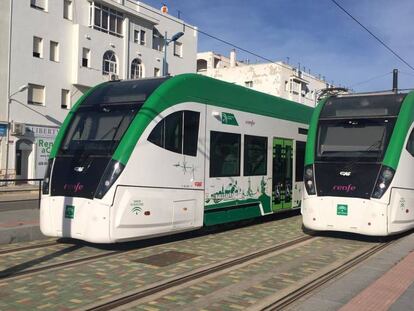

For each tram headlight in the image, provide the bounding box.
[371,165,395,199]
[304,164,316,195]
[42,159,54,195]
[95,160,125,199]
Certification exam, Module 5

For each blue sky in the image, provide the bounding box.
[142,0,414,92]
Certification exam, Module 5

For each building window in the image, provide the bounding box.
[82,48,90,67]
[154,68,160,77]
[245,81,253,88]
[28,84,45,105]
[63,0,73,20]
[50,41,59,62]
[148,111,200,156]
[290,79,301,94]
[244,135,267,176]
[91,2,123,37]
[197,59,207,72]
[133,30,139,43]
[210,131,241,177]
[31,0,47,11]
[102,50,117,75]
[173,41,182,57]
[61,89,70,109]
[130,58,143,79]
[152,28,164,51]
[133,29,146,45]
[139,30,146,45]
[33,36,43,58]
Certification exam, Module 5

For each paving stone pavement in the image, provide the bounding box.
[128,238,374,310]
[0,216,304,310]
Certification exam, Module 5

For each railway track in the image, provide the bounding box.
[83,235,314,311]
[82,237,394,311]
[0,240,58,256]
[257,240,394,311]
[0,247,126,280]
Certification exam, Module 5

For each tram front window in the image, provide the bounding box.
[59,105,138,156]
[316,119,395,162]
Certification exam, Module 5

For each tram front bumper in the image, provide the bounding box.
[301,196,388,236]
[40,196,112,243]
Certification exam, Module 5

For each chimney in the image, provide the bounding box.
[230,49,236,68]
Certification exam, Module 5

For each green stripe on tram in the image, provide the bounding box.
[113,73,313,165]
[383,91,414,169]
[305,98,327,166]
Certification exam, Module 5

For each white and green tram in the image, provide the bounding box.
[41,74,313,243]
[302,91,414,236]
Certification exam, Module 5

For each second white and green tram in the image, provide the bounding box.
[302,91,414,236]
[40,74,313,243]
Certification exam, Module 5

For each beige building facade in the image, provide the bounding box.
[197,50,334,107]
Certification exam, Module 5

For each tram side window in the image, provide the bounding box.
[244,135,267,176]
[183,111,200,156]
[406,129,414,157]
[210,131,241,177]
[295,141,306,181]
[148,110,200,156]
[164,111,183,153]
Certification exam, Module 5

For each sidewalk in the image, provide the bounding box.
[292,231,414,311]
[0,184,45,244]
[0,182,40,201]
[0,209,45,244]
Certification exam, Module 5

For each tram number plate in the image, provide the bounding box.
[65,205,75,219]
[337,204,348,216]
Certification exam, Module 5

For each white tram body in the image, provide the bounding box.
[40,74,313,243]
[302,92,414,236]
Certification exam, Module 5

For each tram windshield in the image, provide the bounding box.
[59,105,139,156]
[58,78,168,157]
[316,118,396,162]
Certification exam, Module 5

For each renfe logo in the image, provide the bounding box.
[333,184,356,192]
[64,182,84,193]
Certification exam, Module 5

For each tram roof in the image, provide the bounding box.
[145,73,313,125]
[51,74,313,164]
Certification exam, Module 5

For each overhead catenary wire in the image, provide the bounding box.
[138,3,287,65]
[349,71,392,88]
[330,0,414,72]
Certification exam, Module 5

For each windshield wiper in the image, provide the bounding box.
[342,129,386,171]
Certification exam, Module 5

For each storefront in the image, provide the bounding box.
[17,125,59,179]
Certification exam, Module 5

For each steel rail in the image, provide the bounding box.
[0,241,58,256]
[85,235,314,311]
[0,249,124,280]
[260,241,394,310]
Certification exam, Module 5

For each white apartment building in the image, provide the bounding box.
[0,0,197,180]
[197,50,334,107]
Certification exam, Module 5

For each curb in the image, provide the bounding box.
[0,225,47,245]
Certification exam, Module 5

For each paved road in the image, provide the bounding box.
[0,199,39,212]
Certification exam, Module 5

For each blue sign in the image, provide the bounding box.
[0,124,7,137]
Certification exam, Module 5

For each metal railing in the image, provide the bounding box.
[0,178,43,209]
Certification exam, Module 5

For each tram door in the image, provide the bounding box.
[272,138,293,211]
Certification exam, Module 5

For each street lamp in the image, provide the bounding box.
[5,84,28,180]
[162,31,184,76]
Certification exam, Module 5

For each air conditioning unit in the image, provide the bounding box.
[11,122,25,136]
[109,74,119,81]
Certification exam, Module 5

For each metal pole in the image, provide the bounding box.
[163,31,168,76]
[5,99,11,181]
[392,69,398,93]
[5,0,14,181]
